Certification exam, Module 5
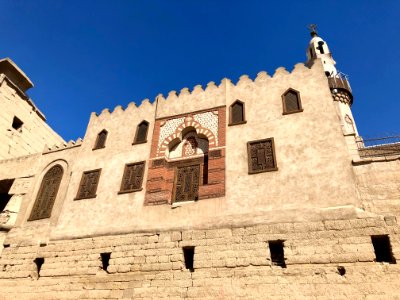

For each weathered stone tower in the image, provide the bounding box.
[0,30,399,299]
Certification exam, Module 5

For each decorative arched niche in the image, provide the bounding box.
[167,128,209,159]
[166,128,210,202]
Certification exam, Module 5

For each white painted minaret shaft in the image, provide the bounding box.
[306,32,337,77]
[306,27,359,139]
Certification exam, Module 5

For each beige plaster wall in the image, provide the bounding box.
[4,59,364,244]
[0,76,64,159]
[224,62,358,214]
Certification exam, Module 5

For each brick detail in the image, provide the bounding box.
[145,107,226,205]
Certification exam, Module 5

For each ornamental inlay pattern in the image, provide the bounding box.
[158,117,185,148]
[169,132,209,159]
[193,111,218,145]
[158,111,218,151]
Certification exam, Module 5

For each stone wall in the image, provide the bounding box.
[0,75,64,159]
[353,157,400,215]
[0,217,399,299]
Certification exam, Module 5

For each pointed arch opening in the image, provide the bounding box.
[133,120,149,144]
[28,165,64,221]
[168,130,209,202]
[168,130,209,160]
[282,88,303,115]
[229,100,246,126]
[93,129,108,150]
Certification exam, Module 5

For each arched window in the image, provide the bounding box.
[282,89,303,115]
[93,130,108,150]
[229,100,246,125]
[28,165,64,221]
[133,121,149,144]
[183,137,198,157]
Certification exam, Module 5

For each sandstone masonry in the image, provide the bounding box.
[0,31,399,299]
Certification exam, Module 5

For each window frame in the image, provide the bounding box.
[282,88,303,115]
[247,138,278,174]
[228,100,247,126]
[28,164,64,221]
[132,120,149,145]
[74,169,102,200]
[118,161,146,194]
[93,129,108,150]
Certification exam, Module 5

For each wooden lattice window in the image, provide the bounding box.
[229,100,246,125]
[75,169,101,200]
[174,164,200,202]
[119,162,145,194]
[28,165,63,221]
[133,121,149,144]
[282,88,303,115]
[93,130,108,150]
[247,138,278,174]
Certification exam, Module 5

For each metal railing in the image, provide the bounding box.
[328,72,352,93]
[357,135,400,158]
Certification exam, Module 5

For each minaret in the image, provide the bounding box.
[306,25,358,136]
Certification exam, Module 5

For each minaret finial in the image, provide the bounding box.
[308,24,318,37]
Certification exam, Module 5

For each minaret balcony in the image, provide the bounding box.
[328,73,353,104]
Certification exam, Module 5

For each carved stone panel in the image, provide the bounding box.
[28,165,63,221]
[247,138,278,174]
[174,165,200,202]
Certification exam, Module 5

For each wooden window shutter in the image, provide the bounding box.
[282,89,303,114]
[247,138,278,174]
[28,165,64,221]
[75,169,101,200]
[229,100,246,125]
[134,121,149,144]
[93,130,107,150]
[119,162,145,193]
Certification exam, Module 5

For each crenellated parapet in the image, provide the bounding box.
[43,138,83,154]
[90,98,155,121]
[81,62,318,129]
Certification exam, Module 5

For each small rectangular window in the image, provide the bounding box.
[12,116,23,131]
[119,162,145,194]
[34,257,44,277]
[371,235,396,264]
[282,89,303,115]
[183,246,195,272]
[75,169,101,200]
[93,130,108,150]
[133,121,149,144]
[101,252,111,272]
[247,138,278,174]
[269,240,286,268]
[229,100,246,126]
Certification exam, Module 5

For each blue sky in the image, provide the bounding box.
[1,1,399,141]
